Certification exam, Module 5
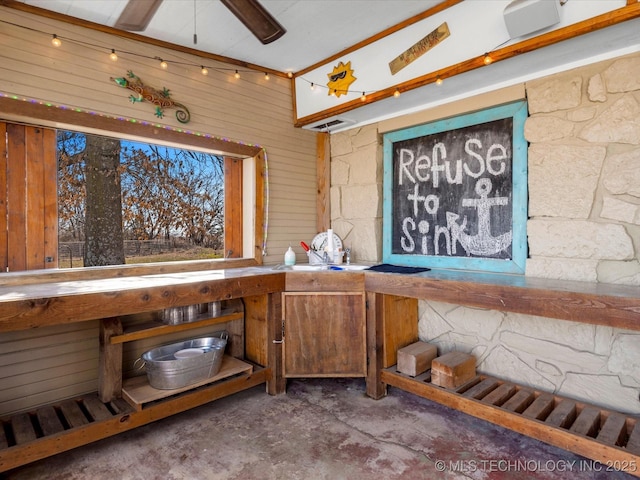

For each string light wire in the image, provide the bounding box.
[1,19,423,101]
[0,18,511,108]
[0,19,282,82]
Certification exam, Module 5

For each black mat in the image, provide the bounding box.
[367,264,431,274]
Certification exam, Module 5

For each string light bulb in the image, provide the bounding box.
[360,92,367,102]
[159,58,168,69]
[310,83,315,90]
[234,70,240,79]
[394,88,400,98]
[200,65,208,75]
[51,34,61,47]
[483,53,493,65]
[436,77,443,85]
[286,71,293,78]
[109,49,118,61]
[264,72,270,80]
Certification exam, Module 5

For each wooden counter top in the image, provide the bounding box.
[0,267,284,332]
[365,269,640,331]
[0,265,638,333]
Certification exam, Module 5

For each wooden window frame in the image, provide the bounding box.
[0,96,265,275]
[382,100,528,274]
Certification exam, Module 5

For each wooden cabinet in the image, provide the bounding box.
[282,272,367,379]
[282,292,366,377]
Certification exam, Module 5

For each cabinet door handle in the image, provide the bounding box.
[272,339,283,344]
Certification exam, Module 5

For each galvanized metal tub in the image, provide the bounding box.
[141,333,227,390]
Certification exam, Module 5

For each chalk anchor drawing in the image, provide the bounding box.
[111,70,191,124]
[455,178,512,256]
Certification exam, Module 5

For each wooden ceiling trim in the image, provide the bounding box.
[0,0,288,77]
[294,2,640,128]
[0,96,262,158]
[294,0,463,77]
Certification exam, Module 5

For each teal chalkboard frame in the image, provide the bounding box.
[382,100,528,274]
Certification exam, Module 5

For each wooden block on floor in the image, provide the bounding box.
[597,413,628,446]
[545,399,577,428]
[431,352,475,389]
[570,406,601,437]
[396,341,437,377]
[522,393,555,420]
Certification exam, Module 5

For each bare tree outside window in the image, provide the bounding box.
[57,131,225,267]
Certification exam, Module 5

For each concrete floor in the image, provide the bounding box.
[4,378,635,480]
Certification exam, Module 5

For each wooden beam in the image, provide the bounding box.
[0,0,287,78]
[316,132,330,233]
[0,97,261,159]
[0,123,7,272]
[98,317,123,403]
[295,3,640,127]
[224,156,243,259]
[0,272,286,332]
[365,271,640,331]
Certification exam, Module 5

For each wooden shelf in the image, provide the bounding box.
[382,366,640,476]
[122,355,253,410]
[110,311,244,344]
[0,366,269,472]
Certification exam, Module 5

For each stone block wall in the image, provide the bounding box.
[330,52,640,414]
[526,54,640,284]
[330,123,383,263]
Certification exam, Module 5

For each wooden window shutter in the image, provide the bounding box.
[2,122,57,271]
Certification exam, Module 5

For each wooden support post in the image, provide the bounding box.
[98,317,123,402]
[225,298,245,359]
[366,292,386,399]
[267,292,285,395]
[382,295,418,368]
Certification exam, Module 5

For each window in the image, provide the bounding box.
[57,130,226,267]
[0,108,264,273]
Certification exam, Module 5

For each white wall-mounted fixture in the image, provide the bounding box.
[305,118,356,132]
[503,0,561,39]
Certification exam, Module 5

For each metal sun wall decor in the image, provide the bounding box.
[111,70,191,123]
[326,61,357,97]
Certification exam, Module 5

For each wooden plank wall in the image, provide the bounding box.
[2,122,57,272]
[224,156,243,258]
[0,6,318,266]
[0,321,100,415]
[0,6,318,416]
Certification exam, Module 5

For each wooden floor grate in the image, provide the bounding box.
[0,394,134,451]
[382,366,640,476]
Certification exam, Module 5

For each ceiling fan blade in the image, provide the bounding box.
[114,0,163,31]
[220,0,286,45]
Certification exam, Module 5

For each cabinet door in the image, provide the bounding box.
[283,292,366,377]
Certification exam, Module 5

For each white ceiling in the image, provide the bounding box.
[13,1,640,132]
[18,0,438,73]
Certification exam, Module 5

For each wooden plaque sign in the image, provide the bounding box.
[389,22,450,75]
[382,101,528,273]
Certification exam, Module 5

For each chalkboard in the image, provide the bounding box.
[382,101,528,274]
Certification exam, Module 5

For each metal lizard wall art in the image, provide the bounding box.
[111,70,191,124]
